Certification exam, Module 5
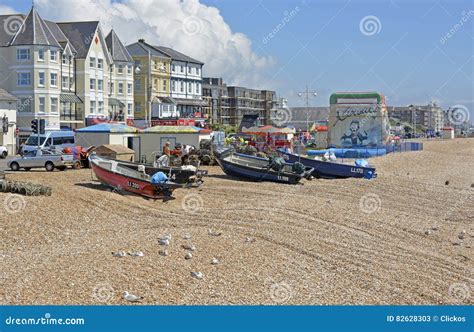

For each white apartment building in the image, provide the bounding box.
[155,46,206,118]
[0,7,80,139]
[105,29,134,123]
[0,6,134,137]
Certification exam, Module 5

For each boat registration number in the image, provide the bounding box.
[127,181,142,189]
[350,168,364,174]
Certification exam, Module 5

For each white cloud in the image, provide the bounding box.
[34,0,274,87]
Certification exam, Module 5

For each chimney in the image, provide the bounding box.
[138,39,145,43]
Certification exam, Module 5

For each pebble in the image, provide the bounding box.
[159,250,169,256]
[425,230,432,235]
[211,258,219,265]
[129,251,144,257]
[185,252,193,260]
[159,238,170,246]
[112,251,126,258]
[458,230,466,240]
[182,244,196,251]
[184,234,192,240]
[191,271,203,279]
[208,229,222,237]
[245,237,256,243]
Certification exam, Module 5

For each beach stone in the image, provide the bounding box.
[211,258,219,265]
[185,252,193,260]
[191,271,203,279]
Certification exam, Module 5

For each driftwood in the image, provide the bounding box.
[0,179,52,196]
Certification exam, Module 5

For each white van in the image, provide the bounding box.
[22,131,75,154]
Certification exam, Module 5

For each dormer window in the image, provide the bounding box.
[38,49,44,61]
[98,59,103,70]
[117,64,123,74]
[62,54,67,64]
[90,57,96,68]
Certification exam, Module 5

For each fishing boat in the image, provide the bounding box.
[278,149,377,179]
[113,159,207,186]
[89,154,182,199]
[213,146,314,184]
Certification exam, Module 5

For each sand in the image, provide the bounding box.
[0,138,473,305]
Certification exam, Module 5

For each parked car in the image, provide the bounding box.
[0,145,7,158]
[21,131,75,155]
[7,149,75,171]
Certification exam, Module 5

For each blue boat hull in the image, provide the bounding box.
[213,148,313,184]
[278,150,376,179]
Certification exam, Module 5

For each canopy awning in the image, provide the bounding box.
[60,93,82,103]
[154,97,176,104]
[174,98,208,107]
[108,98,125,107]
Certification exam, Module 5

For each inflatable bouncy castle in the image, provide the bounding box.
[328,92,390,148]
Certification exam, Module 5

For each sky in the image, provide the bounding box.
[1,0,473,121]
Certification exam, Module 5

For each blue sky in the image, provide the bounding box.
[4,0,474,119]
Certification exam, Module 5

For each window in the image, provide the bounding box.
[196,83,200,94]
[197,67,200,76]
[127,83,132,95]
[127,65,132,75]
[98,101,104,113]
[118,83,123,94]
[50,50,57,62]
[188,66,191,74]
[51,97,58,113]
[98,59,103,69]
[90,79,95,90]
[180,81,184,92]
[62,54,67,64]
[180,65,184,73]
[163,80,167,91]
[117,64,123,74]
[39,97,45,113]
[172,64,175,72]
[127,103,132,115]
[17,49,30,60]
[90,100,96,112]
[17,97,32,112]
[38,72,45,86]
[154,61,158,70]
[62,76,68,89]
[135,102,141,114]
[98,79,103,91]
[110,82,114,94]
[172,81,176,91]
[50,73,58,87]
[90,57,95,68]
[134,79,141,91]
[69,77,74,89]
[38,49,44,61]
[17,72,31,86]
[188,82,192,93]
[154,78,158,87]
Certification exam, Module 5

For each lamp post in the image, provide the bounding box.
[297,85,318,131]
